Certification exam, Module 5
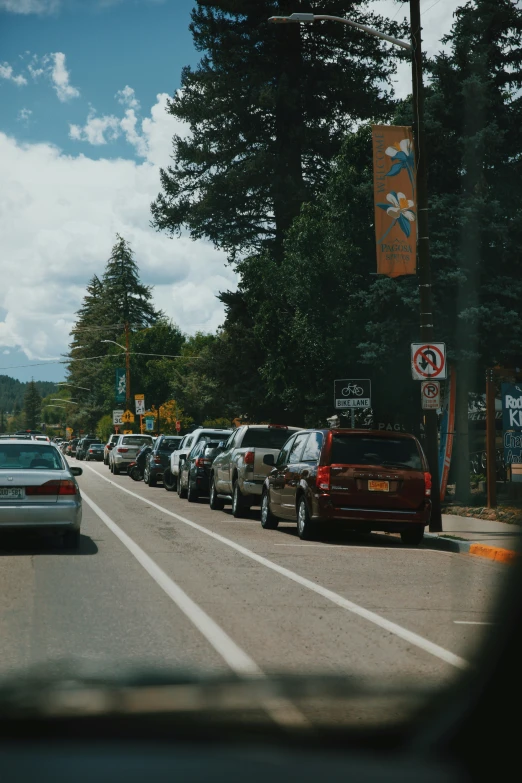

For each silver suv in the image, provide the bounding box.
[110,434,154,475]
[163,427,232,491]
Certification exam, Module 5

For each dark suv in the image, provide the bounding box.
[144,434,182,487]
[76,437,102,461]
[261,429,432,545]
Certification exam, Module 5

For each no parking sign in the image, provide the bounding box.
[421,380,441,410]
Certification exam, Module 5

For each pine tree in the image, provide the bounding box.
[23,380,42,430]
[151,0,406,261]
[102,235,160,328]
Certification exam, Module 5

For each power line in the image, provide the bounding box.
[0,352,202,371]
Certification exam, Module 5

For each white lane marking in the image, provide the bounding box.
[453,621,494,625]
[82,465,468,670]
[81,491,307,728]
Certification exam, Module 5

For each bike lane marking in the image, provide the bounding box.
[82,464,468,670]
[81,490,308,728]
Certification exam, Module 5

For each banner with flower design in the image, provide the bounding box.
[372,125,416,277]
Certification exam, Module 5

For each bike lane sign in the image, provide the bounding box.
[334,379,371,409]
[411,343,447,380]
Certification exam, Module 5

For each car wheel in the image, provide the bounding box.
[260,490,278,529]
[231,481,247,518]
[177,474,188,499]
[297,497,318,541]
[113,463,120,475]
[400,525,425,546]
[63,530,80,550]
[163,468,176,491]
[209,477,225,510]
[187,474,199,502]
[148,470,157,488]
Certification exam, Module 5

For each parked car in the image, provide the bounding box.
[66,438,79,457]
[0,439,83,548]
[85,443,105,462]
[76,437,102,461]
[33,435,51,443]
[209,424,303,517]
[103,433,120,465]
[60,441,69,454]
[260,428,432,544]
[128,443,153,481]
[164,428,233,491]
[177,440,224,501]
[143,435,182,487]
[109,434,155,475]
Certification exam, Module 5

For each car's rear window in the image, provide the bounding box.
[158,438,181,453]
[90,444,104,449]
[0,445,63,470]
[121,436,153,446]
[330,435,423,470]
[241,428,301,449]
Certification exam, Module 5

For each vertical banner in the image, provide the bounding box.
[372,125,417,277]
[438,365,456,501]
[115,368,126,402]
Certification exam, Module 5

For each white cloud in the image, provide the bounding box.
[50,52,80,102]
[0,93,236,368]
[0,0,60,13]
[17,107,32,124]
[116,85,140,110]
[0,62,28,86]
[70,109,121,145]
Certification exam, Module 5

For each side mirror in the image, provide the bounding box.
[218,441,225,448]
[263,453,275,466]
[70,467,83,477]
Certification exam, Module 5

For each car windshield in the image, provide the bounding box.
[0,445,63,470]
[330,435,424,470]
[158,438,181,453]
[241,428,301,449]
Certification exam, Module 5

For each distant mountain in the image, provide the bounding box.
[0,375,57,413]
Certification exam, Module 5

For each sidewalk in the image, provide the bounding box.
[422,514,522,564]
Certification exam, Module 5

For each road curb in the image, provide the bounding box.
[423,533,520,564]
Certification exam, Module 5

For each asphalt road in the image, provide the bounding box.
[0,457,508,715]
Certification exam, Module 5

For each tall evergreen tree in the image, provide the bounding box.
[23,380,42,430]
[102,235,160,328]
[151,0,406,260]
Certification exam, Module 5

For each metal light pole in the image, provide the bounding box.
[268,3,442,530]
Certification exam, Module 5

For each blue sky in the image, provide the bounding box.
[0,0,455,387]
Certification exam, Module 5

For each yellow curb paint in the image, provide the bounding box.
[469,543,520,565]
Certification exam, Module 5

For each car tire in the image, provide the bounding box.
[297,497,318,541]
[63,530,80,550]
[177,475,188,499]
[148,469,158,488]
[163,468,176,491]
[260,489,278,529]
[209,477,225,510]
[400,525,425,546]
[231,481,247,518]
[129,466,142,481]
[187,474,198,502]
[113,463,120,475]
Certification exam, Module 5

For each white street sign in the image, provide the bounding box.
[421,380,441,410]
[411,342,447,380]
[145,418,154,431]
[112,409,124,425]
[135,398,145,415]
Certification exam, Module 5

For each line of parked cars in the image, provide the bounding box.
[80,424,433,545]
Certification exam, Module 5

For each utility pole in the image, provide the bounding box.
[485,368,497,508]
[124,321,131,425]
[410,0,442,531]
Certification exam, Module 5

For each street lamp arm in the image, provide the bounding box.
[50,399,79,405]
[268,13,412,51]
[101,339,127,351]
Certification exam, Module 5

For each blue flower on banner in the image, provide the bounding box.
[385,138,414,186]
[375,191,416,241]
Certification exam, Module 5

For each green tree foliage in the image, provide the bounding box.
[151,0,405,260]
[23,380,42,430]
[0,375,56,414]
[102,235,161,328]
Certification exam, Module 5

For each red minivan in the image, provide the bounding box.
[261,428,432,545]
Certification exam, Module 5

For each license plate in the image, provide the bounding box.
[368,480,389,492]
[0,487,25,500]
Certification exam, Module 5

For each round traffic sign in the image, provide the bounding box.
[422,382,439,399]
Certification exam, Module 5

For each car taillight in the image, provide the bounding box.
[195,457,211,467]
[244,451,255,465]
[26,480,77,496]
[424,471,432,497]
[117,448,129,453]
[316,466,330,491]
[89,450,94,453]
[153,456,162,464]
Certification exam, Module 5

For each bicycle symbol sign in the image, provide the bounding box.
[334,379,371,410]
[411,342,446,380]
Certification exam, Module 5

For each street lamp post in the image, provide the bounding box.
[269,1,442,531]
